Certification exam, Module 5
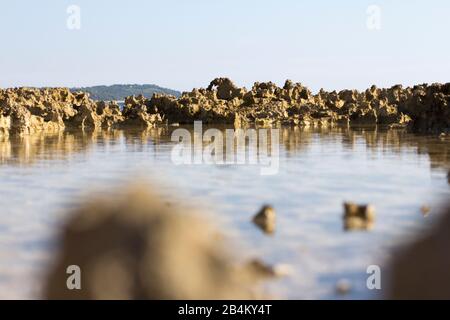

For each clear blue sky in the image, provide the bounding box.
[0,0,449,92]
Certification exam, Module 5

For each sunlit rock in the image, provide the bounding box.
[420,205,431,217]
[343,202,375,231]
[253,205,276,234]
[0,115,11,137]
[243,259,292,279]
[336,279,352,295]
[1,79,449,134]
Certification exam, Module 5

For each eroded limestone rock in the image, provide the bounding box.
[121,95,163,128]
[0,115,10,137]
[1,78,449,135]
[145,78,449,132]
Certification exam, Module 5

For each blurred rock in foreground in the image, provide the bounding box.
[45,184,261,299]
[388,203,450,299]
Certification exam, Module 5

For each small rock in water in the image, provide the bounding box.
[447,171,450,184]
[245,259,292,279]
[343,202,375,231]
[272,264,294,277]
[252,205,276,234]
[246,259,277,278]
[421,205,431,217]
[336,279,352,295]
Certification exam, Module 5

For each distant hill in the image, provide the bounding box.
[71,84,181,101]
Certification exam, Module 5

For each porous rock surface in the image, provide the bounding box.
[1,79,449,135]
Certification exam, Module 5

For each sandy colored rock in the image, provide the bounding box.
[420,205,431,217]
[0,115,11,137]
[146,78,449,132]
[96,101,124,128]
[388,202,450,299]
[121,95,164,128]
[44,184,263,300]
[244,260,278,279]
[336,279,352,295]
[0,88,126,132]
[207,77,245,101]
[343,202,375,231]
[1,79,449,135]
[244,259,293,279]
[253,205,276,234]
[70,104,102,129]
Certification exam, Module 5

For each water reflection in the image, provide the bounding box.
[1,125,449,299]
[1,126,449,174]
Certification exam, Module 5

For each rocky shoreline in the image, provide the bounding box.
[1,78,449,136]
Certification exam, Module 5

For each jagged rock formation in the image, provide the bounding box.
[122,95,163,128]
[0,88,157,135]
[1,79,449,135]
[148,79,449,132]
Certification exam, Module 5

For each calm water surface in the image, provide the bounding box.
[0,126,449,299]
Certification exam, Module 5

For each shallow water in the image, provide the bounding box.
[0,126,449,299]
